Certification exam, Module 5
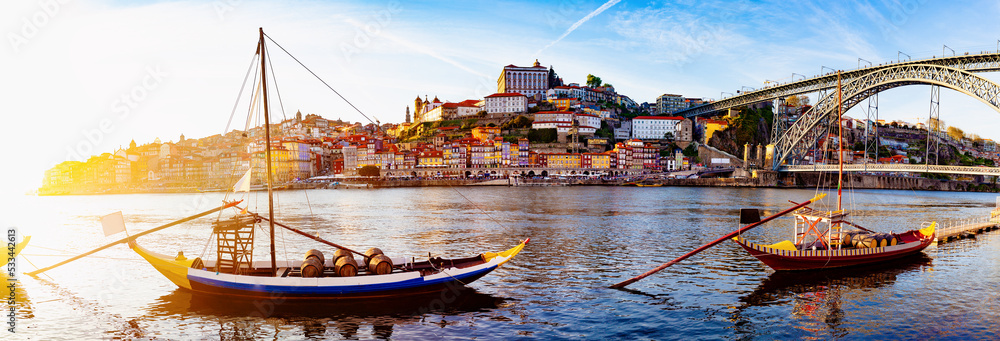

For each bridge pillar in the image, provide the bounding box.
[756,144,763,167]
[926,85,941,165]
[743,143,750,168]
[765,144,775,169]
[864,92,879,164]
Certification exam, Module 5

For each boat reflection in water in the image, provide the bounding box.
[732,254,933,338]
[142,284,507,340]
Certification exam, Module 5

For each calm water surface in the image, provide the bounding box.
[4,187,1000,340]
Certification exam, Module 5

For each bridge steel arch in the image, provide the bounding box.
[771,64,1000,170]
[677,52,1000,118]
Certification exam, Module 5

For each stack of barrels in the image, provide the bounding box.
[301,249,325,278]
[332,249,358,277]
[843,231,899,248]
[364,248,394,275]
[299,247,395,277]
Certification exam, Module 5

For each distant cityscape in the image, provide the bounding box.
[39,59,1000,194]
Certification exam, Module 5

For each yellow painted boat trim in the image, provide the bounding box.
[129,241,195,290]
[733,236,797,251]
[919,221,936,238]
[763,240,797,251]
[13,236,30,257]
[482,238,529,267]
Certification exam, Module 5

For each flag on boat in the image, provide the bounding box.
[101,211,127,237]
[233,167,252,192]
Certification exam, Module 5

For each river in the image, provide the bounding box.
[5,187,1000,340]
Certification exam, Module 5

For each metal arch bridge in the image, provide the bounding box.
[780,164,1000,176]
[675,52,1000,118]
[673,51,1000,171]
[771,62,1000,170]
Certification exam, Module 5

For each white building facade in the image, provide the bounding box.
[632,116,684,139]
[497,60,549,98]
[484,93,528,115]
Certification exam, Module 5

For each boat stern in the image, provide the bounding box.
[919,221,936,239]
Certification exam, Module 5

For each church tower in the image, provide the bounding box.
[405,106,411,124]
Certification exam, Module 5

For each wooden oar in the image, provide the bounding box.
[26,201,241,276]
[239,207,366,257]
[609,193,826,289]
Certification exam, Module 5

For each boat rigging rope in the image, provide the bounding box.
[263,33,384,134]
[264,45,289,124]
[223,51,260,135]
[427,256,467,286]
[446,184,511,232]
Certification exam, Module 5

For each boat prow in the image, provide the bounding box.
[131,238,529,300]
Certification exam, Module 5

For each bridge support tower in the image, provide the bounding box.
[926,85,941,165]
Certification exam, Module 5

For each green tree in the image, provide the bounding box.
[586,74,602,88]
[928,117,945,131]
[947,126,964,140]
[358,165,380,177]
[502,115,532,130]
[682,144,700,164]
[527,128,558,143]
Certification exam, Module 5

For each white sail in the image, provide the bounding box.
[233,167,252,192]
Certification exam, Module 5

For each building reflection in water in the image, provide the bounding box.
[731,254,933,338]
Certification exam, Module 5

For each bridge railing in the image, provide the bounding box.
[936,215,995,238]
[779,163,1000,176]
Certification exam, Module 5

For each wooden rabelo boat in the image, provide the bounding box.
[611,71,935,288]
[731,213,935,271]
[732,71,935,271]
[30,28,527,299]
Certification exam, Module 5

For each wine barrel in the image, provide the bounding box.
[842,232,853,246]
[334,256,358,277]
[303,249,325,265]
[887,235,898,246]
[364,248,384,269]
[301,257,324,278]
[364,247,384,259]
[854,233,876,248]
[368,254,393,275]
[332,249,352,262]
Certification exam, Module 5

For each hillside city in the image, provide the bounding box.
[39,60,1000,194]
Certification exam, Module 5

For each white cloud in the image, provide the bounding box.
[605,6,749,65]
[533,0,622,56]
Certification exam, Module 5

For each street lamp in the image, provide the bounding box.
[792,73,806,81]
[898,51,911,62]
[721,91,734,99]
[741,86,756,93]
[858,58,872,68]
[821,66,836,76]
[943,44,955,56]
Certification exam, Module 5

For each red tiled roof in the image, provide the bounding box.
[486,92,526,98]
[634,116,683,120]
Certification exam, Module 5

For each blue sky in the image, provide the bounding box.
[3,0,1000,193]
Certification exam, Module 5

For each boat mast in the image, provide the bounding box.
[259,27,277,277]
[837,70,843,211]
